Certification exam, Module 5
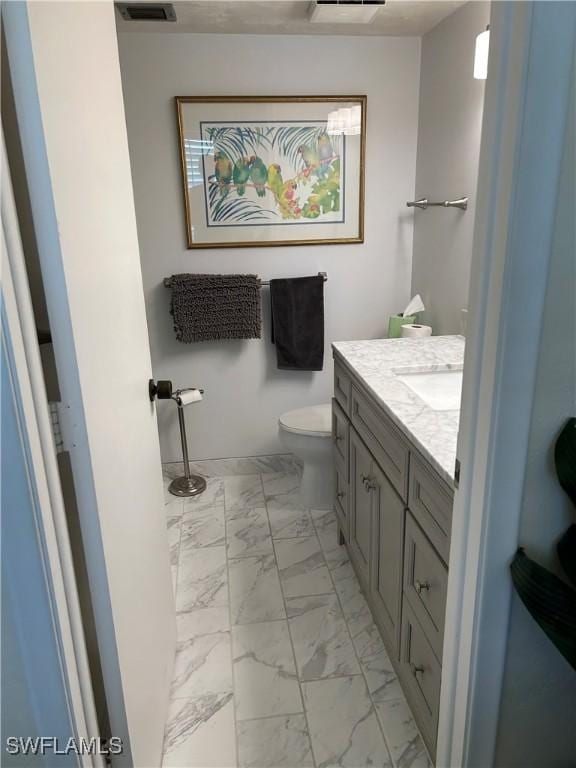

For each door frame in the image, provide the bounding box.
[2,130,102,766]
[437,2,576,766]
[2,2,175,764]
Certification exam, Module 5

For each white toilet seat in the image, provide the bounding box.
[279,404,332,437]
[278,403,334,509]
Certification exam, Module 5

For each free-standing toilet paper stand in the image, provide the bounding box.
[149,379,207,498]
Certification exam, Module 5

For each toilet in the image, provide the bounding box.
[279,403,334,510]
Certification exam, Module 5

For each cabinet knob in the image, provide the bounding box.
[360,474,375,491]
[410,663,425,677]
[337,491,345,500]
[362,475,376,492]
[333,435,343,444]
[415,580,431,594]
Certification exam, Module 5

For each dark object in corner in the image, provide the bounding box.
[164,274,261,343]
[556,419,576,584]
[37,328,52,346]
[510,549,576,670]
[270,275,324,371]
[510,417,576,670]
[558,525,576,585]
[555,417,576,507]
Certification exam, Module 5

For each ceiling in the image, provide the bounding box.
[115,0,467,37]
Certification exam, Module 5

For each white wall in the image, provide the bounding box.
[117,32,420,462]
[493,56,576,766]
[411,1,489,335]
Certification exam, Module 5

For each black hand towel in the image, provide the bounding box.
[270,276,324,371]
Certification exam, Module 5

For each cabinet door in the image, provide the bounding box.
[370,461,405,658]
[332,399,349,479]
[334,359,352,415]
[403,511,448,662]
[334,463,349,541]
[399,600,442,759]
[349,428,373,589]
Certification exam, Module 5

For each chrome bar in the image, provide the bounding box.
[260,271,327,286]
[176,405,191,481]
[406,196,468,211]
[406,198,429,210]
[165,272,328,288]
[443,197,468,210]
[168,398,207,497]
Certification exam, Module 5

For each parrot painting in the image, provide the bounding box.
[317,133,334,162]
[232,156,252,196]
[214,151,233,198]
[267,165,300,218]
[267,163,284,198]
[317,133,335,178]
[302,195,321,219]
[298,144,320,172]
[277,180,301,219]
[249,156,268,197]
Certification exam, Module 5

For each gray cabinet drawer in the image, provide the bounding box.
[399,600,442,759]
[370,463,405,659]
[403,512,448,662]
[409,454,453,563]
[334,464,349,541]
[348,427,373,591]
[351,385,409,501]
[334,360,352,415]
[332,399,349,479]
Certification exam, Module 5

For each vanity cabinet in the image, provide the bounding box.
[334,469,348,538]
[348,428,373,590]
[332,399,350,539]
[334,360,352,413]
[332,356,454,761]
[370,461,404,658]
[403,511,448,661]
[399,599,443,752]
[409,455,453,564]
[350,384,409,501]
[332,400,349,478]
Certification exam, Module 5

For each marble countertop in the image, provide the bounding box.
[332,335,465,487]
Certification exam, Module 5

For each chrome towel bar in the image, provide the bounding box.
[406,197,468,211]
[164,272,327,288]
[260,271,327,286]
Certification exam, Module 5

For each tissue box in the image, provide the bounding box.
[388,314,417,338]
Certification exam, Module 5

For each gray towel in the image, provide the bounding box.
[164,273,262,343]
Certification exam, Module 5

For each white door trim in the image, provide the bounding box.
[2,129,103,766]
[437,3,576,766]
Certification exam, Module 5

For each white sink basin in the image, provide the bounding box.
[394,368,463,411]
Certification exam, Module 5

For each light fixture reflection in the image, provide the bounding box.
[327,105,361,136]
[474,25,490,80]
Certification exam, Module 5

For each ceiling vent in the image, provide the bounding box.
[309,0,385,24]
[115,3,176,22]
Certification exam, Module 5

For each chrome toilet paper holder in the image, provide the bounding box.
[149,379,207,498]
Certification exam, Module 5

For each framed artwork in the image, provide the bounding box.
[175,95,366,249]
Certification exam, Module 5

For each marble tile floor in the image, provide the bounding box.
[162,455,432,768]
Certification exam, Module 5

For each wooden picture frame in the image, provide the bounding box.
[175,95,366,249]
